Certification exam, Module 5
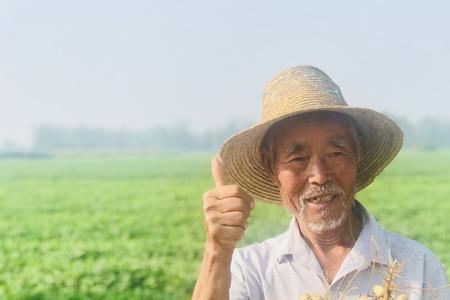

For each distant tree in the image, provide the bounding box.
[383,113,450,150]
[415,118,448,150]
[32,116,450,153]
[32,120,253,153]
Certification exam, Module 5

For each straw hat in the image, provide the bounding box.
[219,65,403,204]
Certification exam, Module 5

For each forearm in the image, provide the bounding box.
[192,244,233,300]
[194,157,253,299]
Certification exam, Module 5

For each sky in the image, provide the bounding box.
[1,0,449,148]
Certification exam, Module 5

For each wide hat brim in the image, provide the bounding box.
[219,106,403,205]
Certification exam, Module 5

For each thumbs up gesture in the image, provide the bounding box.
[202,156,255,254]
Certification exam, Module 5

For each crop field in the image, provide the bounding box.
[0,151,448,299]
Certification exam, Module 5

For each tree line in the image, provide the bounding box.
[31,115,450,153]
[32,121,252,153]
[385,113,450,150]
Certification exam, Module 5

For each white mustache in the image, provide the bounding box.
[298,183,345,204]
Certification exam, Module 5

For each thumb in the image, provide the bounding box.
[211,155,227,187]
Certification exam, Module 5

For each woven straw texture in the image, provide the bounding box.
[219,65,403,204]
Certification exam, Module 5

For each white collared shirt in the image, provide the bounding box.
[230,202,449,299]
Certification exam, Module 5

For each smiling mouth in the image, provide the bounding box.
[305,194,336,204]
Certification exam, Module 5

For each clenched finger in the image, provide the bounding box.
[218,197,251,216]
[208,185,255,208]
[219,211,248,228]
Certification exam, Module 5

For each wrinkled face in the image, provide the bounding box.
[267,116,359,233]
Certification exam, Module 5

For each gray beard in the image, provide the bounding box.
[286,183,350,233]
[296,197,350,233]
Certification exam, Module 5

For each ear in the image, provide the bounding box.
[260,149,279,186]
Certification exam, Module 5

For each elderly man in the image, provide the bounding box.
[192,66,449,299]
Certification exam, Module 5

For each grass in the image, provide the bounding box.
[0,151,448,299]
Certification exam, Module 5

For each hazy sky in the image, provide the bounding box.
[1,0,449,147]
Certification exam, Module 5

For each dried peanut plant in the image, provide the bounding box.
[295,237,448,300]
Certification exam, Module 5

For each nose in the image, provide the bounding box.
[307,157,330,185]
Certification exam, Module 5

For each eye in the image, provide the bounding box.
[290,156,307,162]
[328,152,345,158]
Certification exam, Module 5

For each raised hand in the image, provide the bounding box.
[202,156,255,254]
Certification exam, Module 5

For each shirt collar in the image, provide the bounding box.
[275,200,390,267]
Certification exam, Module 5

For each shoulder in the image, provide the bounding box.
[382,229,447,277]
[384,230,442,263]
[359,202,446,274]
[229,231,289,298]
[232,231,289,269]
[234,231,289,259]
[383,230,450,297]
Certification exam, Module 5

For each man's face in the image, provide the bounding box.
[269,116,359,233]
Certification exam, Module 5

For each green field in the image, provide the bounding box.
[0,151,448,299]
